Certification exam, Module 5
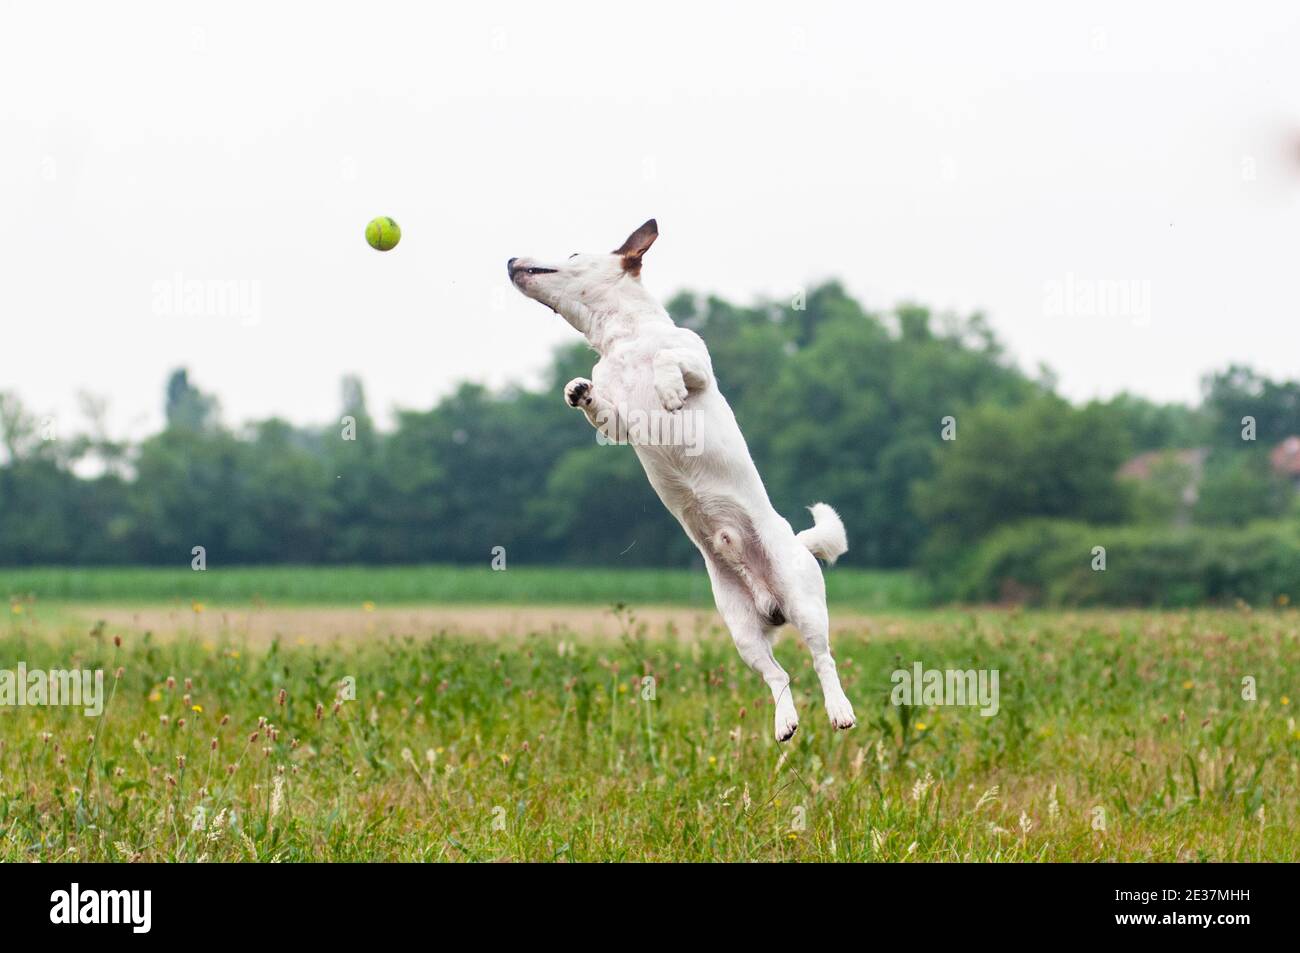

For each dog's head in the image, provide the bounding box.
[507,219,658,336]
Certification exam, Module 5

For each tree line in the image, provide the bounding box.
[2,282,1297,570]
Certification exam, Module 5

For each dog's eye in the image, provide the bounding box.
[525,267,557,275]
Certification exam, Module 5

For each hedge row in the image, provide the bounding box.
[942,519,1300,607]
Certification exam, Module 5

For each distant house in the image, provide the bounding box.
[1270,436,1300,487]
[1118,448,1208,492]
[1117,448,1208,524]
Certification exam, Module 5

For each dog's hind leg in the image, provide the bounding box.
[785,549,856,730]
[707,560,799,742]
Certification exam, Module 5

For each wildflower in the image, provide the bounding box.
[113,635,122,648]
[191,704,202,714]
[191,601,204,614]
[315,703,323,720]
[1283,696,1291,707]
[219,714,230,726]
[148,690,161,703]
[210,738,218,751]
[915,721,927,732]
[1018,811,1033,835]
[362,601,375,612]
[278,688,286,707]
[166,676,176,691]
[1181,680,1194,690]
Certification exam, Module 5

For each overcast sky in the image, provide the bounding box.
[3,1,1298,440]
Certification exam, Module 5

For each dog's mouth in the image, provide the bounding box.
[507,259,558,281]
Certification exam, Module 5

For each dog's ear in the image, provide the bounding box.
[613,219,658,275]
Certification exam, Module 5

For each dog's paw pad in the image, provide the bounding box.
[564,378,593,408]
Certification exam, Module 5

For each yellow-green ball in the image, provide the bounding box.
[365,216,401,251]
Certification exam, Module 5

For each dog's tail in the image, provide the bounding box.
[797,503,848,565]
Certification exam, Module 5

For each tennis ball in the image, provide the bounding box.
[365,216,401,251]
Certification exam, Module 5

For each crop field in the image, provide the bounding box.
[0,574,1297,862]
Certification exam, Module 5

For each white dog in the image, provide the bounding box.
[508,220,855,741]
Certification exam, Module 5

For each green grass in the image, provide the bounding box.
[1,603,1296,861]
[0,564,930,611]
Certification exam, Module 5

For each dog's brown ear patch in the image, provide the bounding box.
[613,219,658,274]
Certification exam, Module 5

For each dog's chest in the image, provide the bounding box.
[592,343,656,406]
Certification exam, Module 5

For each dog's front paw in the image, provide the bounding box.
[655,377,688,412]
[564,377,594,408]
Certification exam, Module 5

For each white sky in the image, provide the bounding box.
[2,1,1299,440]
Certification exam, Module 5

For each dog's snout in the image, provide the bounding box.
[507,257,518,277]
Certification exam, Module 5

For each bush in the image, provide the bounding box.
[938,519,1300,607]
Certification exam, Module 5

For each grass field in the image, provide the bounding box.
[0,564,930,611]
[1,577,1297,862]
